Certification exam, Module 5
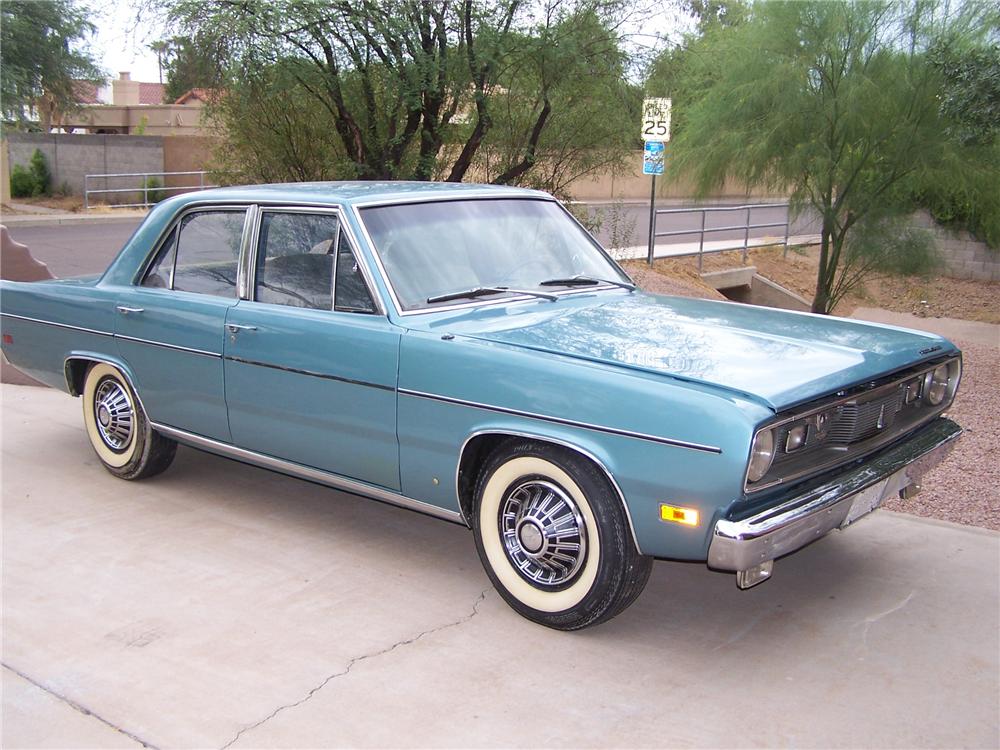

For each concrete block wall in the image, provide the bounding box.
[5,133,163,203]
[912,210,1000,282]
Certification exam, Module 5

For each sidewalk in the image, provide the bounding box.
[851,307,999,348]
[617,233,822,259]
[0,204,148,227]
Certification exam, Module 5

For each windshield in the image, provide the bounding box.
[359,198,631,311]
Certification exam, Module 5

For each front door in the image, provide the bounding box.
[223,209,400,490]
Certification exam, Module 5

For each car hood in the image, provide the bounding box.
[415,292,957,411]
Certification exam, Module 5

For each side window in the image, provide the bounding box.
[141,227,177,288]
[255,212,339,310]
[171,211,246,297]
[335,228,377,314]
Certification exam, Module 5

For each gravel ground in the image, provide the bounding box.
[882,338,1000,530]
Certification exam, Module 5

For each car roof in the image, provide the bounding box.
[166,181,551,209]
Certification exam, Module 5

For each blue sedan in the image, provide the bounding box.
[0,182,962,629]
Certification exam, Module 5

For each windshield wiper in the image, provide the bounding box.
[539,275,636,291]
[426,286,559,305]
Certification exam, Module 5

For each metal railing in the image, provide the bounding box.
[652,202,791,271]
[84,171,218,210]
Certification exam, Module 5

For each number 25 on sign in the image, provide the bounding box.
[642,98,672,142]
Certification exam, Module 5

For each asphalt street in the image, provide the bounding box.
[4,219,141,278]
[2,384,998,748]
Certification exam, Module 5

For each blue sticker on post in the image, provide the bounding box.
[643,140,665,175]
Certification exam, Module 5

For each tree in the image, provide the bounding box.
[167,0,636,186]
[467,7,640,195]
[154,34,230,102]
[0,0,104,129]
[208,60,352,184]
[667,0,999,314]
[914,37,1000,247]
[643,0,746,140]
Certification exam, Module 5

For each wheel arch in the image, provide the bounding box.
[64,354,145,414]
[455,428,643,554]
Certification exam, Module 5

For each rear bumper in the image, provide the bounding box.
[707,417,962,572]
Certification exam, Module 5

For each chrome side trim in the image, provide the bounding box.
[149,422,464,524]
[224,355,394,392]
[456,429,644,553]
[115,334,219,358]
[401,388,722,454]
[237,204,259,300]
[1,312,112,337]
[710,417,962,571]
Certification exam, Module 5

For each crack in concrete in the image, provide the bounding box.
[860,590,916,649]
[218,589,489,750]
[2,662,159,749]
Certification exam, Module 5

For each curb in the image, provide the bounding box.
[0,211,148,228]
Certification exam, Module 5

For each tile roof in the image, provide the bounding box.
[138,82,166,105]
[71,80,101,104]
[173,88,218,105]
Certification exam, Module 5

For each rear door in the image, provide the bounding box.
[116,207,249,441]
[223,208,401,489]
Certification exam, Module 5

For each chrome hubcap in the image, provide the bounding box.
[94,379,134,451]
[500,479,587,587]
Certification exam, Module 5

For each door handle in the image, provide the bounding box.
[226,324,258,333]
[116,306,144,315]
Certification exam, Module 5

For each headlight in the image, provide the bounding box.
[747,428,775,483]
[923,360,960,406]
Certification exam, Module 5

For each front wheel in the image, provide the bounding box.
[472,441,652,630]
[81,362,177,480]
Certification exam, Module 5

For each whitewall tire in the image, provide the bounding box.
[472,440,652,630]
[81,363,177,480]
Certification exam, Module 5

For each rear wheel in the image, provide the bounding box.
[81,363,176,480]
[472,440,652,630]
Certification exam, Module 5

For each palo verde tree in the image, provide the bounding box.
[472,6,641,195]
[166,0,637,186]
[668,0,999,314]
[0,0,104,129]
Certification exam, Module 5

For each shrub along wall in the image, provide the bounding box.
[4,133,163,202]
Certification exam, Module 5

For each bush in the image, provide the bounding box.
[142,177,167,204]
[10,164,35,198]
[10,149,53,198]
[29,149,51,196]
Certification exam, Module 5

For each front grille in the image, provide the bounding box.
[749,356,961,493]
[831,391,905,444]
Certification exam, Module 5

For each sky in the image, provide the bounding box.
[87,0,166,87]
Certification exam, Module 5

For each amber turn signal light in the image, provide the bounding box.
[659,504,699,527]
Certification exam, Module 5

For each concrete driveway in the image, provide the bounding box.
[2,384,998,749]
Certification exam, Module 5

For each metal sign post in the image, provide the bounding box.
[641,98,671,266]
[643,141,664,265]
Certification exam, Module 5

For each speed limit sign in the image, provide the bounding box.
[641,98,672,142]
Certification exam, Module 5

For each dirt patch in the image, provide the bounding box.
[7,195,85,213]
[622,259,725,300]
[646,246,1000,324]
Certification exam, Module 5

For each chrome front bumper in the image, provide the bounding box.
[707,417,962,574]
